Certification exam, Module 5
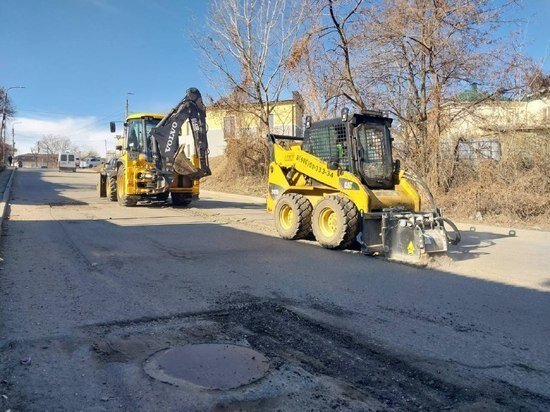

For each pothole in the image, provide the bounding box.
[144,344,270,390]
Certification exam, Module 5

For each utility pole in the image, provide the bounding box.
[11,122,22,164]
[34,142,40,167]
[125,92,134,118]
[1,86,25,164]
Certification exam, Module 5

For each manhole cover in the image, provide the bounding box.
[144,344,270,390]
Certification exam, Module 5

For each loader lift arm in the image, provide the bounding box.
[150,87,211,180]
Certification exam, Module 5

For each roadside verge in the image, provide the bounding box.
[1,168,16,221]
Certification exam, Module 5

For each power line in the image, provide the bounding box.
[17,109,125,121]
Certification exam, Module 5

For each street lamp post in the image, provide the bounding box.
[1,86,26,164]
[125,92,134,118]
[11,121,22,165]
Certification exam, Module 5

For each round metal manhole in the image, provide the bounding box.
[144,344,270,390]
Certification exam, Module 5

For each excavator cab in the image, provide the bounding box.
[103,113,166,207]
[125,116,160,159]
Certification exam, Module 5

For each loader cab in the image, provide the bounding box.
[303,110,395,189]
[119,113,163,161]
[350,112,394,189]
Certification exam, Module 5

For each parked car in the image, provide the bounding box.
[81,157,102,168]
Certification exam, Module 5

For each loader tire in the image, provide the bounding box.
[312,195,359,249]
[108,176,117,201]
[274,193,312,240]
[156,192,169,202]
[171,192,192,207]
[117,166,138,207]
[98,175,107,198]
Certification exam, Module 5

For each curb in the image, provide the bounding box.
[1,168,16,221]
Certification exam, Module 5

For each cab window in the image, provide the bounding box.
[127,120,145,153]
[355,124,394,188]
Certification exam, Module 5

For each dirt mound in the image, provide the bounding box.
[201,156,265,197]
[201,136,269,197]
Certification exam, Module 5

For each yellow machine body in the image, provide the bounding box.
[106,112,200,206]
[266,111,455,260]
[267,143,420,215]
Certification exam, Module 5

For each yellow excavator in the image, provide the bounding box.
[99,88,211,206]
[267,109,460,262]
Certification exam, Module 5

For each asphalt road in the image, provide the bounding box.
[0,169,549,411]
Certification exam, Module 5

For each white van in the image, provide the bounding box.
[58,151,77,172]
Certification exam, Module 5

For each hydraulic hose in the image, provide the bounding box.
[402,170,437,212]
[402,170,461,245]
[438,216,461,245]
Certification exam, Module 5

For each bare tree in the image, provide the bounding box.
[286,8,337,118]
[326,0,367,110]
[0,86,17,164]
[297,0,524,187]
[80,149,99,158]
[286,0,369,118]
[30,142,40,167]
[365,1,529,186]
[37,135,73,155]
[0,87,16,118]
[197,0,306,131]
[525,67,550,96]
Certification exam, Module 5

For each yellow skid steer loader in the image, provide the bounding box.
[267,109,460,262]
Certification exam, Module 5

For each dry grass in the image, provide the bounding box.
[436,135,550,229]
[202,132,550,230]
[200,156,266,197]
[200,135,269,197]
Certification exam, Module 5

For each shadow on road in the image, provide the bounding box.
[192,199,265,210]
[446,228,516,261]
[13,168,265,211]
[0,214,549,410]
[9,169,88,206]
[139,198,265,210]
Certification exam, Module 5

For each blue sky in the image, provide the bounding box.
[1,0,549,155]
[2,0,210,154]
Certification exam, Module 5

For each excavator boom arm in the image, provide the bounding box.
[150,87,211,179]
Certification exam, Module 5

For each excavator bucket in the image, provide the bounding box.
[173,145,202,178]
